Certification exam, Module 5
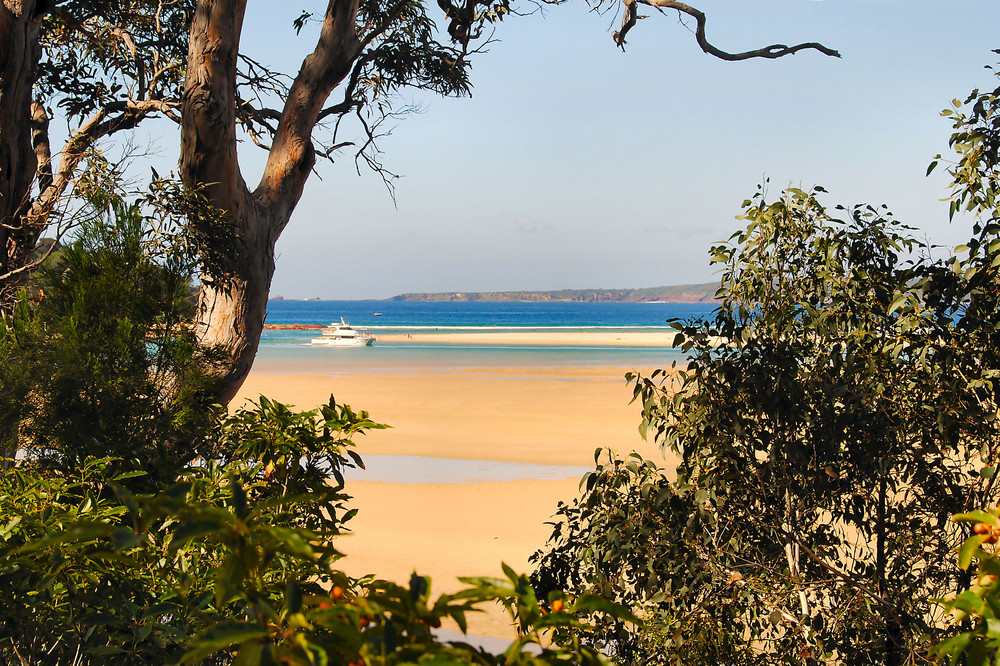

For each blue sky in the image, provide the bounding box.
[237,0,1000,299]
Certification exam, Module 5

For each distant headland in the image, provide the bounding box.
[385,282,719,303]
[268,282,720,303]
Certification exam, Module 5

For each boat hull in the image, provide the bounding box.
[310,336,375,347]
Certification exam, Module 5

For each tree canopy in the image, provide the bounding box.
[0,0,839,405]
[532,58,1000,665]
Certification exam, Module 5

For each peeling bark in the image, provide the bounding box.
[182,0,361,404]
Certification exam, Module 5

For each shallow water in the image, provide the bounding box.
[342,455,590,484]
[254,331,689,375]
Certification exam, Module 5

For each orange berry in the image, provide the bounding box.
[975,522,992,535]
[331,586,344,599]
[551,599,564,613]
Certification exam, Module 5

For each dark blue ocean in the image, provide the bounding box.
[263,299,716,330]
[255,300,716,376]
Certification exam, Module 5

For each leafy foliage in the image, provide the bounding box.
[532,450,741,664]
[0,171,224,479]
[935,509,1000,666]
[534,181,1000,664]
[37,0,195,120]
[926,50,1000,666]
[0,396,634,664]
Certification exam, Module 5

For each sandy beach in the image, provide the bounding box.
[235,330,679,639]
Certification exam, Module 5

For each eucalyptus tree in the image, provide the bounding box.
[1,0,839,404]
[0,0,194,304]
[178,1,839,403]
[534,179,1000,663]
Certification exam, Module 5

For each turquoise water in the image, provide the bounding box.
[257,300,712,374]
[264,299,715,330]
[255,330,691,375]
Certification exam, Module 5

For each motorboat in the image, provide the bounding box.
[310,318,375,347]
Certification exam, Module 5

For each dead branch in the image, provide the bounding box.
[614,0,840,60]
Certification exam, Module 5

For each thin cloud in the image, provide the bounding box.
[516,216,552,233]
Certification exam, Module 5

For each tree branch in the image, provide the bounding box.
[255,0,362,224]
[27,99,177,230]
[316,52,373,122]
[48,7,148,97]
[180,0,251,211]
[358,0,412,51]
[0,226,65,283]
[614,0,840,59]
[30,101,51,193]
[795,539,930,634]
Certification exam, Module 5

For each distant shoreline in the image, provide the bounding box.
[263,323,326,330]
[269,282,720,304]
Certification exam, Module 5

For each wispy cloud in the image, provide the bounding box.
[516,216,552,233]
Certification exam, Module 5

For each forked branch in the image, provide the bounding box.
[614,0,840,59]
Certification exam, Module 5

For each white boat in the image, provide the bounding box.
[310,318,375,347]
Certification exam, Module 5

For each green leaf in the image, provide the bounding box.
[569,594,641,624]
[259,525,315,557]
[955,510,996,525]
[959,534,990,570]
[169,520,225,549]
[287,578,302,614]
[181,623,270,664]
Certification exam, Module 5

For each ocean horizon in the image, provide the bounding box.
[263,299,716,329]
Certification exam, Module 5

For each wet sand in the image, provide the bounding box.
[233,336,678,639]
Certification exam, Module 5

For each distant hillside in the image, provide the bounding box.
[387,282,720,303]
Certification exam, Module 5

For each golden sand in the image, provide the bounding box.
[233,333,678,638]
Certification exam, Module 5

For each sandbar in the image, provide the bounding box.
[375,330,681,347]
[235,366,671,466]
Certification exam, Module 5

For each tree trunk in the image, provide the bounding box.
[194,207,277,405]
[181,0,360,404]
[0,1,44,469]
[0,1,44,304]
